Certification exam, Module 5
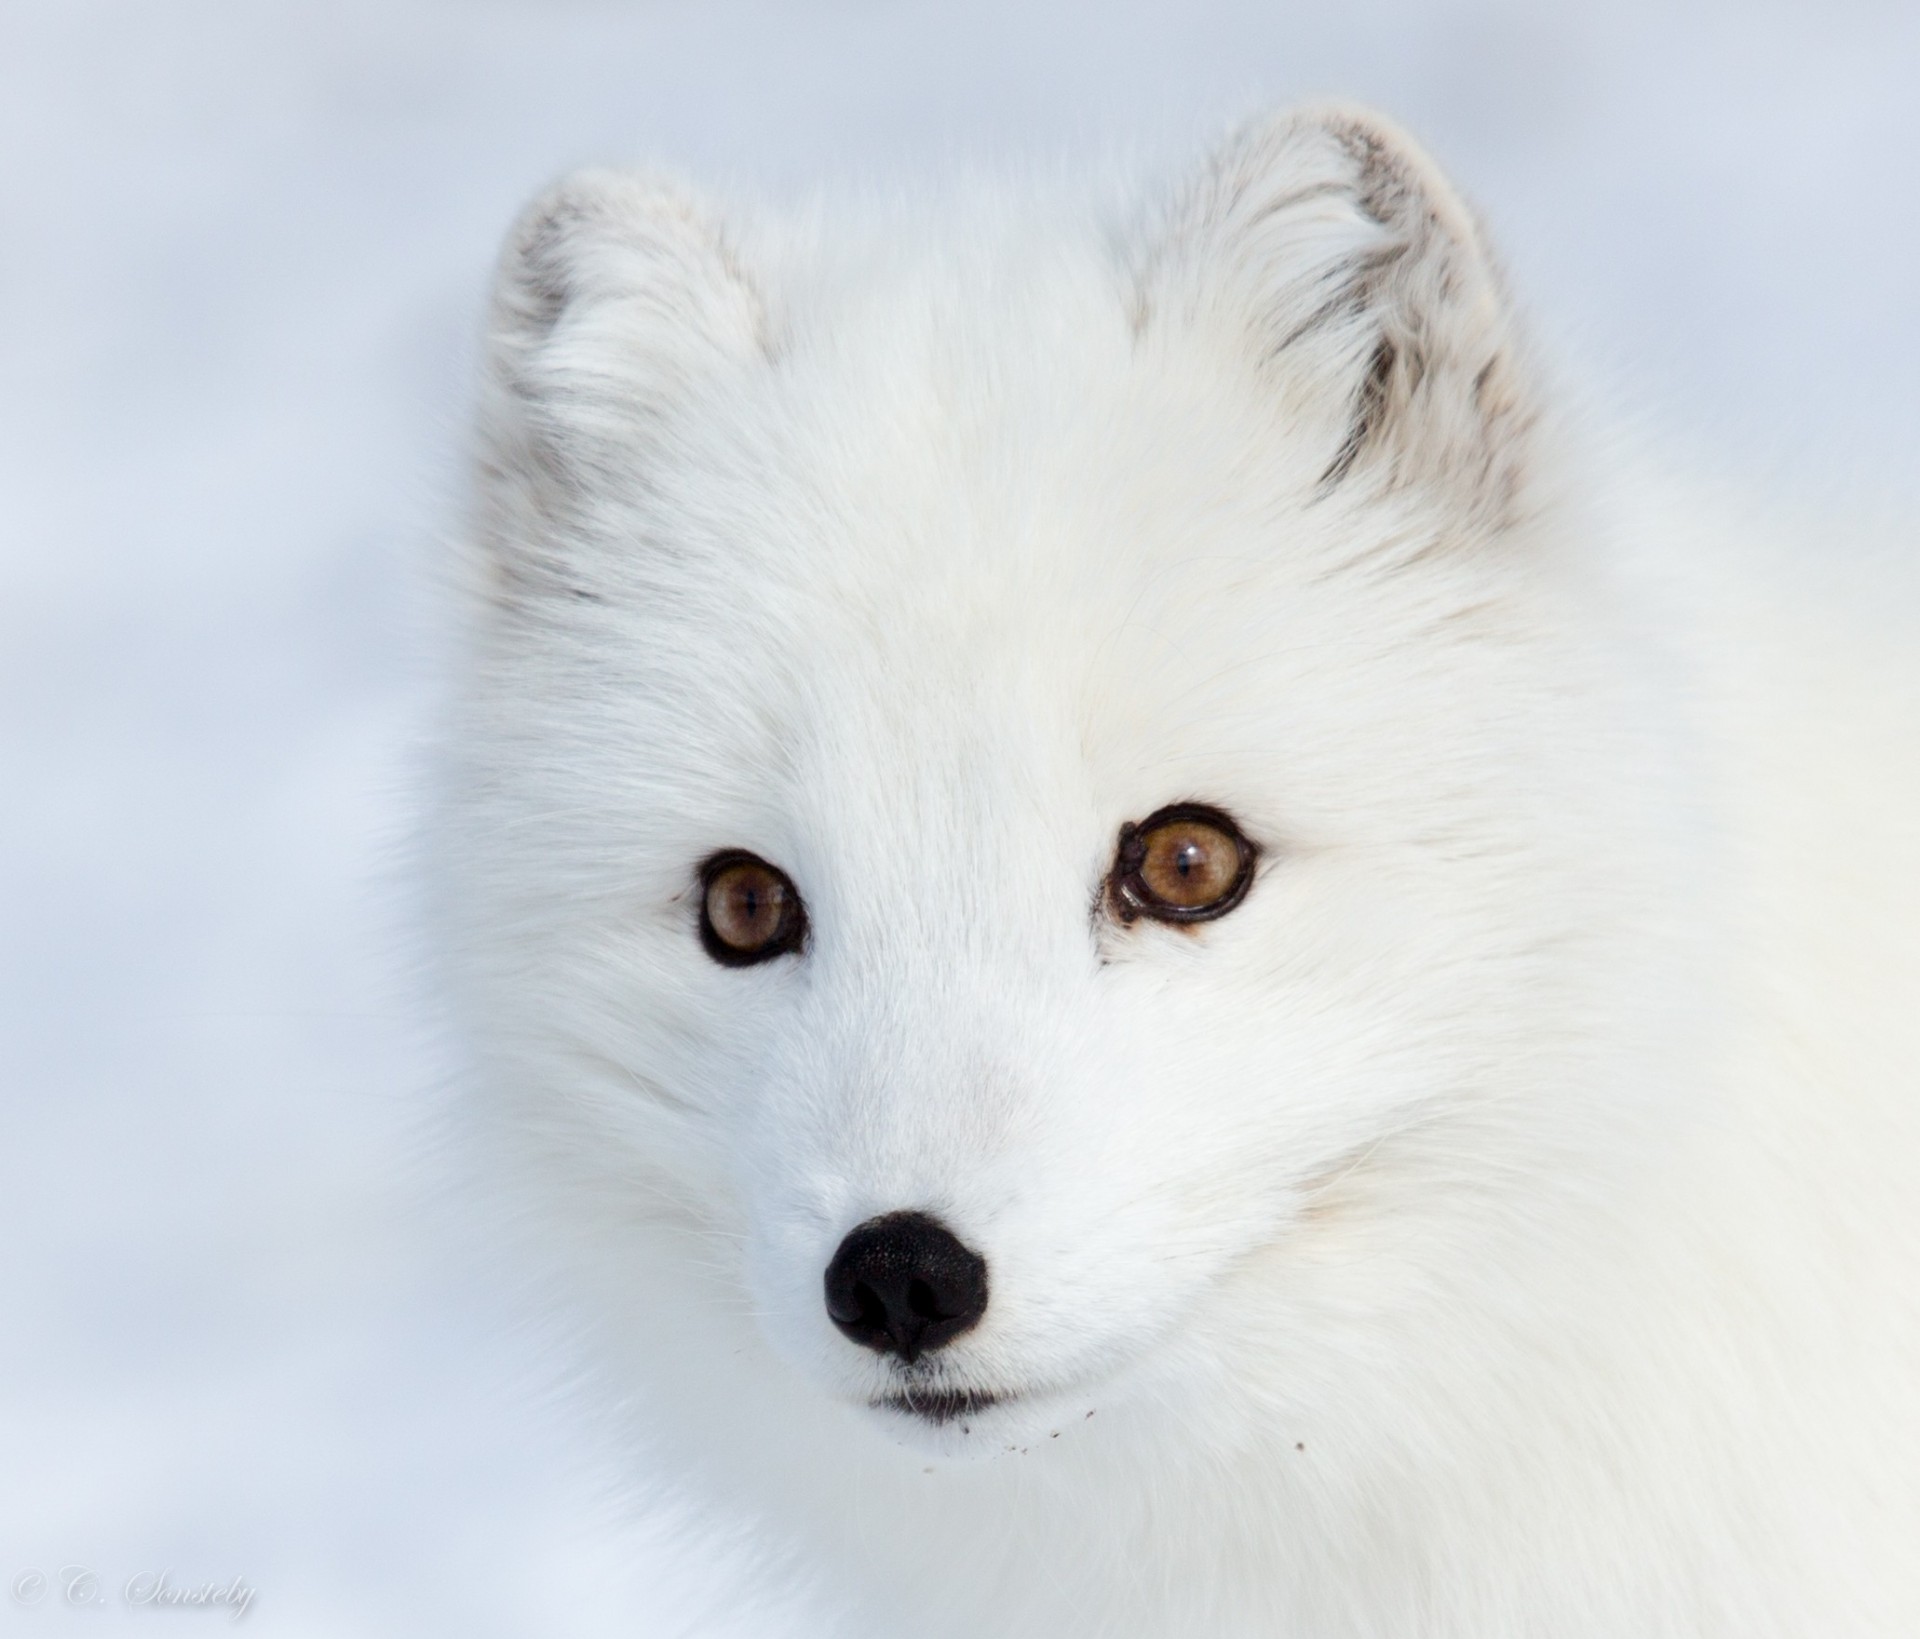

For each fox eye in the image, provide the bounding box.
[699,852,807,965]
[1109,805,1256,925]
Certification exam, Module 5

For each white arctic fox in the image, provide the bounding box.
[432,106,1920,1636]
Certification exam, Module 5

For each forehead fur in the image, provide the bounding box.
[547,223,1480,700]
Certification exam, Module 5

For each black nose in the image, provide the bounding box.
[824,1211,989,1363]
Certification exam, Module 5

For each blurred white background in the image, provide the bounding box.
[2,2,1915,1633]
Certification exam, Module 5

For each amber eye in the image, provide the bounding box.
[1110,804,1256,925]
[699,852,807,966]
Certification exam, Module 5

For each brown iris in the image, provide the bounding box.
[699,852,807,965]
[1110,804,1256,925]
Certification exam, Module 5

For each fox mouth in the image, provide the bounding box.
[873,1386,1003,1425]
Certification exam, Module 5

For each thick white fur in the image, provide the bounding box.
[432,107,1920,1636]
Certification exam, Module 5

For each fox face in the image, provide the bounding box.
[439,107,1691,1464]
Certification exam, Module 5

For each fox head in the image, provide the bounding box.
[436,107,1696,1472]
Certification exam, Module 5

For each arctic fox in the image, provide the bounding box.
[432,107,1920,1636]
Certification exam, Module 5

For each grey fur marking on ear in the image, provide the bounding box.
[473,169,765,600]
[488,169,765,383]
[1138,104,1535,524]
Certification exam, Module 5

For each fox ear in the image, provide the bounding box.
[1137,105,1534,524]
[474,169,765,592]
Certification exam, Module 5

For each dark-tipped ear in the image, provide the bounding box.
[1137,105,1534,524]
[474,169,765,591]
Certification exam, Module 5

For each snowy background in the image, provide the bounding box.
[2,2,1916,1633]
